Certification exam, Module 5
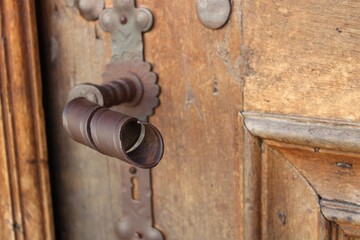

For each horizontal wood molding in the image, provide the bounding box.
[321,199,360,238]
[243,112,360,153]
[243,112,360,239]
[0,0,54,239]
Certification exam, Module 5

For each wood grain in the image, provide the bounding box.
[274,144,360,206]
[244,112,360,153]
[38,0,122,239]
[243,125,262,239]
[0,0,54,239]
[144,1,244,239]
[244,112,360,238]
[243,0,360,121]
[329,222,351,240]
[38,0,244,239]
[321,199,360,238]
[262,145,328,240]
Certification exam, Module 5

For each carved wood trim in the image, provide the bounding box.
[243,123,262,240]
[321,199,360,238]
[242,112,360,239]
[0,0,54,239]
[328,222,349,240]
[243,112,360,153]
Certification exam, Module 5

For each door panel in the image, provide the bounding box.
[244,113,360,239]
[145,1,243,239]
[37,0,360,239]
[244,0,360,120]
[39,0,243,239]
[262,145,327,240]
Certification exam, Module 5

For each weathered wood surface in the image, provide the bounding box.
[145,1,243,239]
[271,142,360,239]
[243,125,262,240]
[39,0,244,239]
[321,199,360,238]
[244,112,360,153]
[38,0,122,239]
[329,222,351,240]
[0,0,54,239]
[38,0,360,239]
[261,145,328,240]
[243,0,360,121]
[243,112,360,239]
[274,144,360,206]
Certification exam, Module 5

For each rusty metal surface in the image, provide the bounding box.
[62,98,163,168]
[100,0,153,62]
[68,0,164,238]
[197,0,231,29]
[103,60,159,120]
[117,166,164,240]
[67,60,159,120]
[68,70,141,107]
[77,0,105,20]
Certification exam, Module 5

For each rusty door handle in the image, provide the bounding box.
[67,1,165,238]
[62,61,164,168]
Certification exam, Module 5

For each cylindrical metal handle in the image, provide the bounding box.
[63,97,163,168]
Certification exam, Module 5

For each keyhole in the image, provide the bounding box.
[131,177,140,200]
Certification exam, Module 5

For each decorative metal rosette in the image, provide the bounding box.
[102,60,160,121]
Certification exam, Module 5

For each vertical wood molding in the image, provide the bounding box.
[0,0,54,239]
[243,124,262,240]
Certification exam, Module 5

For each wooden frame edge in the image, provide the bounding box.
[0,0,54,239]
[242,111,360,240]
[243,112,360,153]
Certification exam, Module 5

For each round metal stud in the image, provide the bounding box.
[77,0,104,20]
[197,0,231,29]
[120,15,128,25]
[136,8,153,32]
[100,9,117,32]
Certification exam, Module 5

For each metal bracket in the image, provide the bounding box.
[100,0,153,62]
[117,167,163,240]
[75,1,164,239]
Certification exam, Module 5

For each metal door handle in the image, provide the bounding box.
[62,61,164,168]
[65,1,165,238]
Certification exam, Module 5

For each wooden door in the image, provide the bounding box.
[242,1,360,239]
[0,0,54,239]
[37,0,360,239]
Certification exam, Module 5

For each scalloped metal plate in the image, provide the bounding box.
[102,60,160,121]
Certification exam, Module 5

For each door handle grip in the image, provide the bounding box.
[62,63,164,169]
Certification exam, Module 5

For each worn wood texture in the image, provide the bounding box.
[321,199,360,238]
[243,0,360,121]
[38,0,123,239]
[262,145,328,240]
[244,112,360,153]
[243,126,262,239]
[38,0,244,239]
[146,1,244,238]
[244,112,360,239]
[0,0,54,239]
[273,144,360,205]
[241,0,360,238]
[273,143,360,239]
[329,222,351,240]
